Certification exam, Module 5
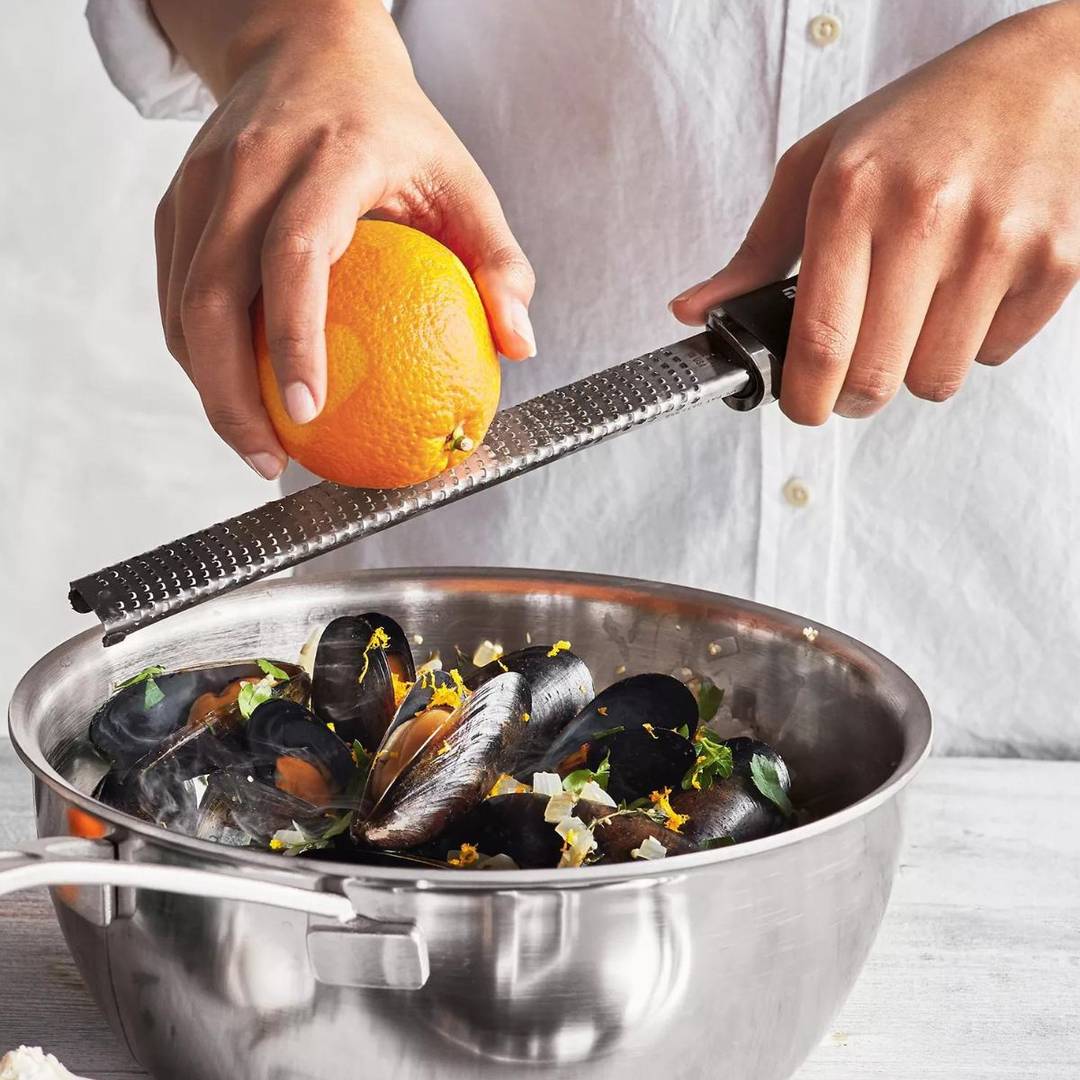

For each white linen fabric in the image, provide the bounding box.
[85,0,1080,758]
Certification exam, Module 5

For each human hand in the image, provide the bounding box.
[153,0,535,478]
[671,1,1080,424]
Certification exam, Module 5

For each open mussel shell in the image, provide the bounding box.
[89,661,274,772]
[245,698,356,805]
[356,671,532,850]
[393,669,455,725]
[585,725,696,805]
[311,613,416,751]
[465,646,594,774]
[671,737,792,847]
[538,673,700,772]
[196,769,331,845]
[134,668,310,783]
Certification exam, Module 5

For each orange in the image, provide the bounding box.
[255,220,500,489]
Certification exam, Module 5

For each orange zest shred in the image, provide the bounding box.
[390,671,413,708]
[547,640,571,658]
[448,842,480,868]
[642,722,658,739]
[429,684,463,711]
[521,712,531,724]
[597,706,608,717]
[649,787,689,834]
[436,739,452,756]
[357,626,392,685]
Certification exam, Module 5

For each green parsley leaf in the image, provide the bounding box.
[681,730,734,792]
[237,676,275,720]
[256,658,290,681]
[269,812,353,856]
[750,753,794,818]
[676,723,690,739]
[590,724,626,741]
[696,677,724,725]
[115,665,167,710]
[348,741,372,798]
[563,752,610,795]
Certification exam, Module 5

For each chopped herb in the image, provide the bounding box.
[268,812,353,856]
[115,665,167,710]
[676,723,690,738]
[750,754,794,817]
[562,752,611,795]
[696,677,724,724]
[237,676,275,720]
[682,730,734,792]
[590,724,625,741]
[256,658,290,681]
[702,835,736,849]
[349,742,372,795]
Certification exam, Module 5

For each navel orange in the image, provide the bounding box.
[255,220,500,489]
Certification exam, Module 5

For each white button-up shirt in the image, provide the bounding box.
[87,0,1080,758]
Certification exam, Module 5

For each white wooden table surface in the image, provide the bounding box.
[1,743,1077,1079]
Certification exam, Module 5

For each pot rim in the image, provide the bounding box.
[8,567,932,890]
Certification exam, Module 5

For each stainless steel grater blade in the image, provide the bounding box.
[69,277,797,644]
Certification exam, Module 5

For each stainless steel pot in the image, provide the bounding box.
[3,569,931,1080]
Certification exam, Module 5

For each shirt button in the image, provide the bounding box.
[808,14,842,46]
[783,478,811,507]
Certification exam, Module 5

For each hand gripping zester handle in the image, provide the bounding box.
[70,276,798,644]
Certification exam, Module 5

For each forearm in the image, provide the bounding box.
[148,0,410,98]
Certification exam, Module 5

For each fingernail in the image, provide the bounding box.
[245,452,285,481]
[668,278,712,313]
[283,381,319,425]
[509,300,537,358]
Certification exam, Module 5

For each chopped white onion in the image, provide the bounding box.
[544,791,577,823]
[631,835,668,860]
[578,780,616,807]
[531,772,563,797]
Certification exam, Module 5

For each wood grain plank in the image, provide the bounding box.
[1,748,1077,1079]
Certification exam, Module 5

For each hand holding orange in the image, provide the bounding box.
[255,221,501,489]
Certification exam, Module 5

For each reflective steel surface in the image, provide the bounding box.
[7,569,931,1080]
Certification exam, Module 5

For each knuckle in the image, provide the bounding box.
[974,209,1031,260]
[845,370,897,406]
[229,126,274,168]
[789,316,852,376]
[265,328,315,367]
[1032,234,1080,287]
[908,373,964,403]
[204,402,257,442]
[163,320,188,361]
[487,243,535,290]
[181,280,240,325]
[819,147,883,209]
[263,223,322,262]
[899,175,962,238]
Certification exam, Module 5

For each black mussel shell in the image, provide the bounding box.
[311,613,416,751]
[585,725,696,805]
[134,670,310,783]
[198,769,331,844]
[438,792,562,869]
[538,674,700,772]
[356,672,532,850]
[246,698,356,801]
[465,647,594,774]
[93,764,205,832]
[89,662,272,772]
[584,808,694,863]
[671,738,792,847]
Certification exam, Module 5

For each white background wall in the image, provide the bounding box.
[1,3,270,734]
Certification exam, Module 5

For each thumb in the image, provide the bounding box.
[438,170,537,360]
[669,129,831,326]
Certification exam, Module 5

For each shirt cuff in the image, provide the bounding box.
[85,0,215,121]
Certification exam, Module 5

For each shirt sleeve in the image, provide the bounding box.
[85,0,216,121]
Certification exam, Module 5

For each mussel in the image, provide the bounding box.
[195,768,332,845]
[89,661,275,771]
[538,673,699,773]
[465,646,594,773]
[311,613,416,750]
[585,808,694,863]
[670,738,792,846]
[584,724,696,805]
[356,671,532,849]
[245,698,356,807]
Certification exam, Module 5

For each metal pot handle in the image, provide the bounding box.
[0,836,429,990]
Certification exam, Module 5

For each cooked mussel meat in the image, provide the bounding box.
[466,646,593,773]
[671,738,792,846]
[356,671,531,849]
[539,673,699,772]
[311,613,416,750]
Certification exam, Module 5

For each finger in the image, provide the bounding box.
[778,172,873,426]
[977,278,1076,366]
[181,187,290,480]
[153,185,184,376]
[904,271,1007,403]
[261,159,385,421]
[431,164,536,361]
[834,243,939,418]
[669,125,834,325]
